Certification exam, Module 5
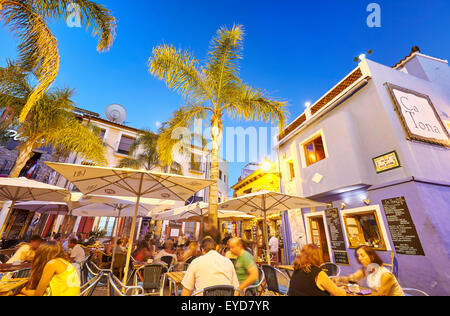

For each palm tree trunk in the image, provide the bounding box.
[9,139,36,178]
[208,116,222,229]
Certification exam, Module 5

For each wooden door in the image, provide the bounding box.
[309,217,331,262]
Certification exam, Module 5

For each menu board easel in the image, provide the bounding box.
[325,208,349,265]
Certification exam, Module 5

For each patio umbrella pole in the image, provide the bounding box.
[263,196,271,265]
[109,207,122,271]
[122,175,144,286]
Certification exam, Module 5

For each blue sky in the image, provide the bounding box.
[1,0,449,195]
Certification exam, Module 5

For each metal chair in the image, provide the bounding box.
[135,264,167,296]
[108,272,145,296]
[320,262,341,277]
[261,265,290,296]
[384,252,399,279]
[244,266,265,296]
[112,252,126,279]
[193,285,238,296]
[403,288,429,296]
[11,268,32,279]
[160,255,175,271]
[182,256,195,271]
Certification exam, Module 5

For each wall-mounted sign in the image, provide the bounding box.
[382,196,425,256]
[333,251,350,265]
[372,151,401,174]
[386,83,450,147]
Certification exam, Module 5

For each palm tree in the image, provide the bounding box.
[117,130,160,171]
[0,0,116,123]
[0,62,106,178]
[149,25,287,227]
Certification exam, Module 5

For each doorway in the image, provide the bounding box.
[307,216,331,263]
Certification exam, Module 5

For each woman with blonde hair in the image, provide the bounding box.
[288,244,346,296]
[21,242,80,296]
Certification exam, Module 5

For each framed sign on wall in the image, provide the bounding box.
[386,83,450,147]
[372,151,401,174]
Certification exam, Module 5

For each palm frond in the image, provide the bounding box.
[32,0,116,51]
[206,24,244,102]
[157,103,210,165]
[1,0,60,123]
[224,83,288,129]
[149,44,212,102]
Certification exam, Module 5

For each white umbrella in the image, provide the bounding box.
[156,202,254,222]
[0,177,69,203]
[219,190,327,264]
[45,162,215,284]
[72,195,181,271]
[0,177,69,237]
[14,201,69,215]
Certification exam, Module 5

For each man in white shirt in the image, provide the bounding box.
[68,239,86,263]
[153,239,178,267]
[269,234,279,264]
[181,237,239,296]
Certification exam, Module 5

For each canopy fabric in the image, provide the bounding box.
[45,162,215,201]
[69,193,183,216]
[218,190,327,216]
[0,177,69,203]
[71,198,180,218]
[14,201,69,215]
[155,202,254,222]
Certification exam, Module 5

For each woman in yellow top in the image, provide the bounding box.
[21,242,80,296]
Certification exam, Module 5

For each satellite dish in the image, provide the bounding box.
[105,104,127,124]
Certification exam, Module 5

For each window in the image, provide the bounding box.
[117,135,135,156]
[343,211,386,250]
[303,135,326,166]
[99,129,106,141]
[219,170,223,180]
[287,160,295,181]
[97,217,117,237]
[184,222,196,237]
[189,153,203,173]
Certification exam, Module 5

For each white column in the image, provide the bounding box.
[0,201,12,238]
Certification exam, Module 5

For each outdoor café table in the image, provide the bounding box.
[277,265,295,278]
[0,263,32,273]
[0,278,28,296]
[166,272,185,296]
[334,280,374,296]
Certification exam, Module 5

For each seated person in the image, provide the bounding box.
[132,242,153,264]
[21,242,80,296]
[68,239,86,263]
[229,238,258,293]
[181,237,239,296]
[334,245,404,296]
[7,235,43,264]
[153,239,178,267]
[288,244,347,296]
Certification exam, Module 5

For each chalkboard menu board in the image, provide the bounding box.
[382,197,425,256]
[325,208,347,251]
[333,251,350,265]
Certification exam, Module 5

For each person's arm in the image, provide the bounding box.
[34,261,58,296]
[238,265,259,292]
[317,271,347,296]
[372,272,396,296]
[335,269,365,284]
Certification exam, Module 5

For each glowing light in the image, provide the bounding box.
[261,160,273,172]
[305,102,312,108]
[359,54,366,60]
